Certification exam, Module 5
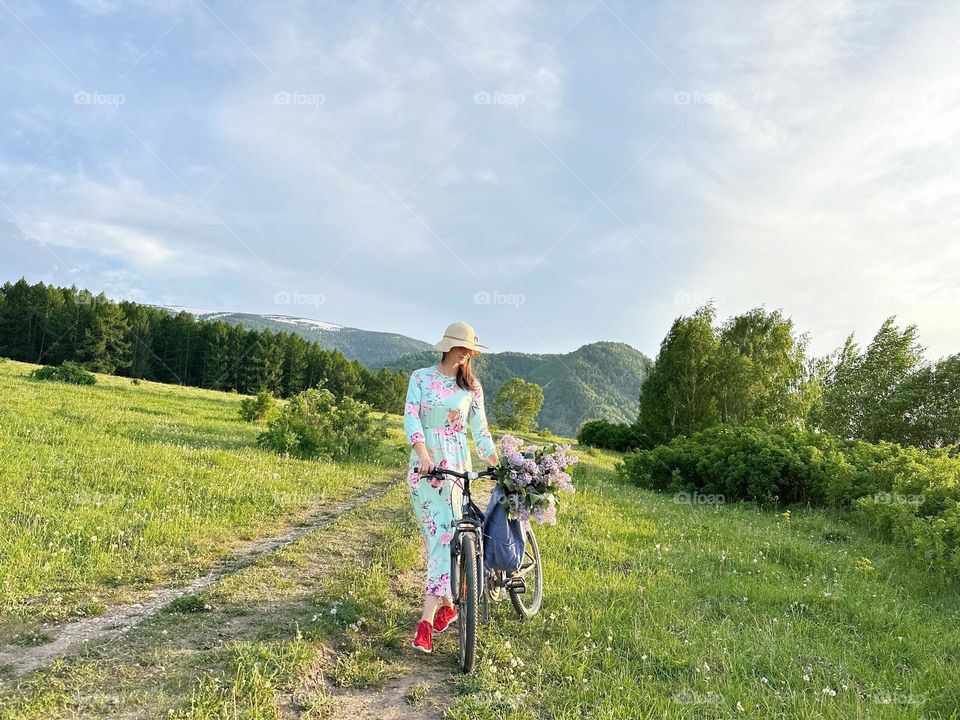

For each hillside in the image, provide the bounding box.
[388,341,653,437]
[156,307,433,367]
[1,359,957,718]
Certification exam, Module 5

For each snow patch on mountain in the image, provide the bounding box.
[262,315,343,332]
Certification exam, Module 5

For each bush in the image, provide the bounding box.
[618,424,960,574]
[257,388,385,461]
[577,419,646,452]
[239,390,278,423]
[30,361,96,385]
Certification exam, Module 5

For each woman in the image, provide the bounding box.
[404,321,498,653]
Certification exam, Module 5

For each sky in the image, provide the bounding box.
[1,0,959,360]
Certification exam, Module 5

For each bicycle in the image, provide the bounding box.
[424,466,544,673]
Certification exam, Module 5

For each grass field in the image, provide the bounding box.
[1,359,958,718]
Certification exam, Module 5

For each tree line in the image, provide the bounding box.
[580,304,960,451]
[0,278,407,411]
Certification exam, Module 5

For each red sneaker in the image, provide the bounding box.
[412,620,433,653]
[433,604,458,633]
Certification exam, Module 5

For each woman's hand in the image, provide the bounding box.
[486,454,498,468]
[414,443,435,474]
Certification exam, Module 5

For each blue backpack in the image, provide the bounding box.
[482,486,526,572]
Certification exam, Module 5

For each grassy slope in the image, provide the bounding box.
[1,360,958,718]
[0,359,407,642]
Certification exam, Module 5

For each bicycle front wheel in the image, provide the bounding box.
[457,532,479,673]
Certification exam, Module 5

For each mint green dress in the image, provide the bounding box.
[404,366,496,596]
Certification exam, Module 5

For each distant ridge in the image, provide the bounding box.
[153,307,431,367]
[388,341,653,437]
[155,307,652,435]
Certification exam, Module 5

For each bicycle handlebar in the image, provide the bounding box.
[420,466,497,480]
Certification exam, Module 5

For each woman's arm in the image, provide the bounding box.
[467,381,498,466]
[404,372,434,472]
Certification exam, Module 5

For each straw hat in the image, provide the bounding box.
[433,321,488,354]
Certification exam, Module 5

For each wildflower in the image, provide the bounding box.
[736,701,745,712]
[823,688,837,697]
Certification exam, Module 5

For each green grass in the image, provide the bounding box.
[0,359,406,639]
[1,358,958,718]
[445,453,960,719]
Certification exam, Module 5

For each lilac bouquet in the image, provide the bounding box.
[492,434,579,526]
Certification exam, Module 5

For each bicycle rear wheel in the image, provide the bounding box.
[509,527,543,619]
[457,532,479,673]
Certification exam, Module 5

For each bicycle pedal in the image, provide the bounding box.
[506,577,526,593]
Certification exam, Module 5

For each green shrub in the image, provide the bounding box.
[30,361,97,385]
[618,424,960,574]
[257,388,385,461]
[617,424,849,505]
[577,419,646,451]
[239,390,278,422]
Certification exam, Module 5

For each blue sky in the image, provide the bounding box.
[2,0,959,359]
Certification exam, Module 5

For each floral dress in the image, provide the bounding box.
[404,365,497,596]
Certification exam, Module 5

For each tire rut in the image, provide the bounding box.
[0,479,399,680]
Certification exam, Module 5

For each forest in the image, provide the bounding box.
[0,278,407,412]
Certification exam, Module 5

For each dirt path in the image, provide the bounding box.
[328,658,457,719]
[0,480,399,680]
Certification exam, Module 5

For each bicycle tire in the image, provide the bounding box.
[457,532,479,673]
[509,527,543,619]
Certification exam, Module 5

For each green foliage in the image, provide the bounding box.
[637,305,809,445]
[814,317,926,443]
[576,419,646,451]
[0,278,408,410]
[885,354,960,448]
[239,390,278,423]
[29,360,97,385]
[257,388,386,460]
[618,424,960,574]
[492,377,544,431]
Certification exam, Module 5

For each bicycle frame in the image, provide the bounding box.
[424,467,495,602]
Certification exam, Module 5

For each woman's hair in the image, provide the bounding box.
[443,350,477,391]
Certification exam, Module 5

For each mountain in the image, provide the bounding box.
[155,307,433,367]
[155,307,653,435]
[388,342,653,437]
